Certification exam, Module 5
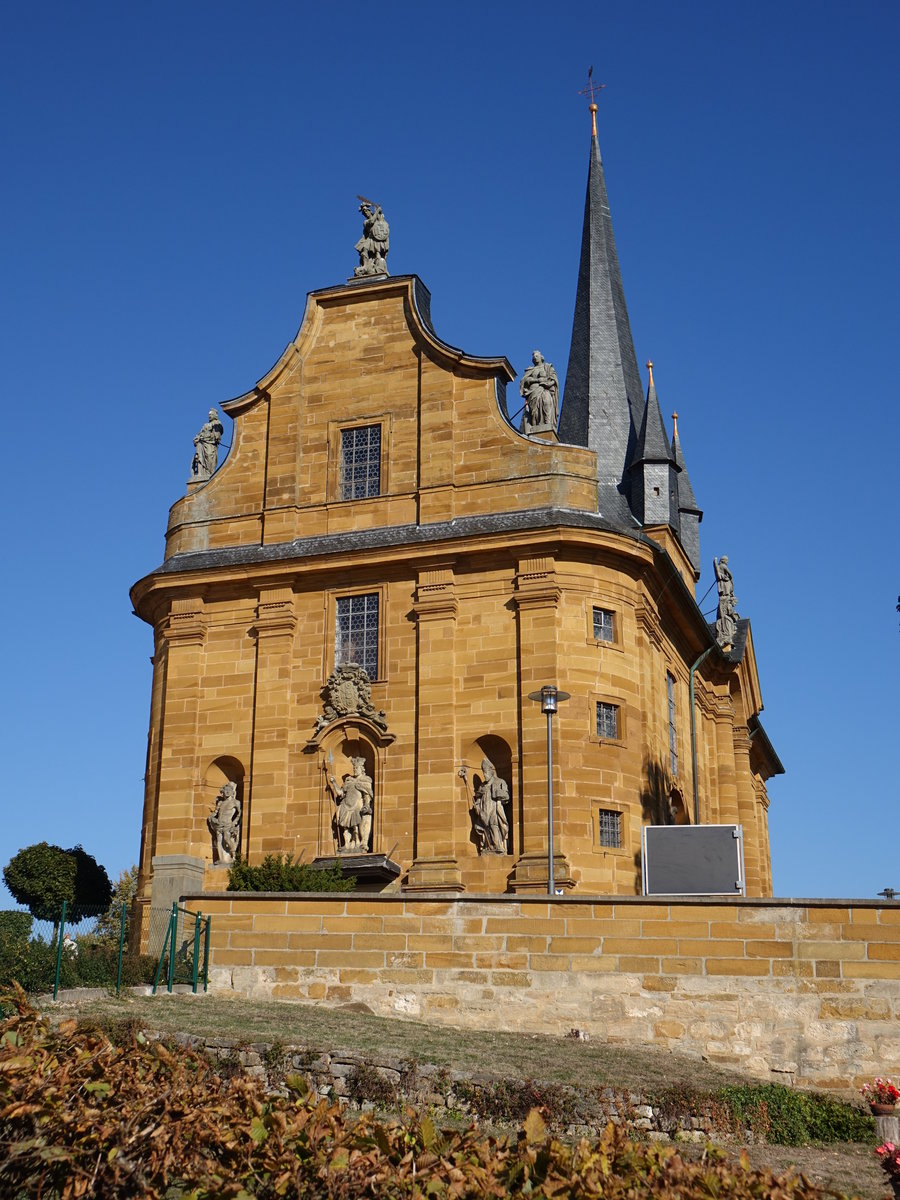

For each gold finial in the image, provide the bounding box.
[646,359,655,389]
[672,411,679,438]
[578,65,605,137]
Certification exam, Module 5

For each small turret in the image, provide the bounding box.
[629,362,680,532]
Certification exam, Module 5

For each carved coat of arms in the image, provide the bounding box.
[315,663,388,732]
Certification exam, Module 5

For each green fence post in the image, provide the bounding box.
[202,914,211,992]
[167,902,177,993]
[115,902,127,997]
[191,911,202,993]
[53,900,67,1000]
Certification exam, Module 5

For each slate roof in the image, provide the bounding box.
[672,425,700,513]
[557,132,644,521]
[631,370,674,467]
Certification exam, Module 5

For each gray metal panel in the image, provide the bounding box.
[641,825,745,896]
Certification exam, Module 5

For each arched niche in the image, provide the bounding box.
[668,786,690,826]
[199,755,246,864]
[461,734,514,856]
[304,716,393,856]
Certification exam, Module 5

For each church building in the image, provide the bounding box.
[131,111,782,927]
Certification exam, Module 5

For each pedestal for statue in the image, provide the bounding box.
[311,852,401,891]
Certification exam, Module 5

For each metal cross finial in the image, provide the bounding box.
[578,65,605,137]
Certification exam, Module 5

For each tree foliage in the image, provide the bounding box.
[0,987,844,1199]
[3,842,112,924]
[91,864,139,943]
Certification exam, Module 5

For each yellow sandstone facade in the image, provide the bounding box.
[132,131,782,926]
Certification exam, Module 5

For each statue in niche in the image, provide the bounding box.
[353,197,390,277]
[520,351,559,435]
[328,756,374,853]
[714,555,739,648]
[191,408,224,480]
[471,758,511,855]
[315,663,388,733]
[207,781,241,864]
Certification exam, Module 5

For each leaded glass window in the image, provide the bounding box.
[598,808,622,849]
[340,425,381,499]
[667,672,678,776]
[596,701,619,739]
[335,593,379,679]
[592,606,614,642]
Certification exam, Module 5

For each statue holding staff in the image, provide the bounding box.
[327,756,374,852]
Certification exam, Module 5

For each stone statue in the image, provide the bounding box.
[354,199,390,277]
[520,351,560,435]
[315,663,388,733]
[207,781,241,864]
[327,756,374,853]
[714,556,739,648]
[471,758,510,855]
[191,408,224,480]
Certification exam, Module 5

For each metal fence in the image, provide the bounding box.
[0,902,210,998]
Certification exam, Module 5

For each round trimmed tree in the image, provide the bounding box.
[3,842,112,924]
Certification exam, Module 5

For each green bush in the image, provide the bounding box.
[227,853,354,893]
[653,1079,875,1146]
[718,1083,874,1146]
[0,936,57,993]
[0,911,33,945]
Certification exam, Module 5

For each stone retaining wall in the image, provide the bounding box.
[172,1031,715,1142]
[185,892,900,1093]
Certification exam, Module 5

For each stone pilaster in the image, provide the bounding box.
[733,725,761,895]
[509,557,574,893]
[713,697,740,827]
[154,598,205,857]
[247,587,297,858]
[405,566,462,892]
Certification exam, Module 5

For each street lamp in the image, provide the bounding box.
[528,685,570,895]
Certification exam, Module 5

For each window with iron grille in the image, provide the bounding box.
[667,672,678,776]
[335,593,379,679]
[596,701,619,739]
[598,808,622,848]
[340,425,381,499]
[592,606,615,642]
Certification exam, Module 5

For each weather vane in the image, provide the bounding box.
[578,65,605,137]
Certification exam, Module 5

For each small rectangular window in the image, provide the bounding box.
[340,425,381,500]
[598,808,622,849]
[592,607,615,642]
[596,701,619,739]
[335,593,379,679]
[667,672,678,776]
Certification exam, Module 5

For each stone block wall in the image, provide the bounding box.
[186,893,900,1094]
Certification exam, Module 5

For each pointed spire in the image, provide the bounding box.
[629,360,679,531]
[632,360,674,464]
[671,413,703,574]
[557,127,644,516]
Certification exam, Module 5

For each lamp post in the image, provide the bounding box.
[528,685,570,895]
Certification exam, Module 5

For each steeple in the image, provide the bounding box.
[629,361,680,532]
[671,412,703,574]
[557,125,644,519]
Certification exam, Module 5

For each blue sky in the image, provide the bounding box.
[2,1,897,901]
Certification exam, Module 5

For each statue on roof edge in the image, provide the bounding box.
[354,198,390,277]
[714,555,739,648]
[520,350,559,435]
